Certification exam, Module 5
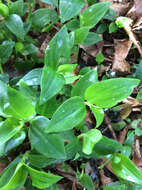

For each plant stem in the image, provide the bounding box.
[0,63,4,74]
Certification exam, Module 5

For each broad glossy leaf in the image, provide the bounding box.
[22,43,38,55]
[46,96,86,133]
[29,116,66,159]
[0,41,15,64]
[0,163,28,190]
[0,80,8,115]
[9,0,24,16]
[40,66,65,104]
[85,78,140,108]
[90,105,104,128]
[44,26,72,70]
[94,136,123,156]
[40,0,58,6]
[5,14,25,40]
[74,27,89,44]
[60,0,85,23]
[80,174,94,190]
[0,156,22,188]
[80,2,110,28]
[0,118,21,147]
[71,68,98,99]
[19,68,42,86]
[2,131,26,155]
[111,153,142,185]
[25,164,62,189]
[32,8,58,28]
[83,32,102,46]
[4,87,35,120]
[36,96,59,118]
[81,129,102,155]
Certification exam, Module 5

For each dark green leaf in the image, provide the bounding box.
[32,8,58,28]
[29,116,66,159]
[80,2,110,28]
[25,164,62,189]
[9,0,24,16]
[46,96,86,133]
[71,68,98,99]
[111,153,142,185]
[0,41,15,64]
[83,32,102,46]
[40,66,65,104]
[22,43,38,55]
[80,174,94,190]
[44,26,72,70]
[94,136,123,156]
[85,78,139,108]
[5,14,25,40]
[60,0,85,23]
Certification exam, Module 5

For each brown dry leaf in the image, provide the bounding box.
[135,0,142,17]
[119,126,128,144]
[112,39,132,73]
[100,0,131,16]
[119,103,132,119]
[80,40,104,58]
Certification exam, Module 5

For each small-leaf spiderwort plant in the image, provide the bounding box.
[0,0,142,189]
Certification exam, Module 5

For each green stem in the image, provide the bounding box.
[0,63,4,74]
[26,0,34,22]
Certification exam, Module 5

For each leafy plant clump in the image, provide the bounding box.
[0,0,142,189]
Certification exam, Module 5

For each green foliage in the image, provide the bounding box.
[0,1,141,189]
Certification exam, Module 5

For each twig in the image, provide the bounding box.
[104,113,117,141]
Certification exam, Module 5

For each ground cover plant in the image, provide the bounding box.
[1,0,142,189]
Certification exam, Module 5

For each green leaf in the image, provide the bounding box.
[22,43,38,55]
[29,116,66,159]
[60,0,85,23]
[25,164,62,189]
[0,163,28,190]
[40,66,65,104]
[0,118,21,147]
[9,0,24,16]
[80,2,110,28]
[111,153,142,185]
[46,96,86,133]
[1,130,26,156]
[74,27,89,44]
[71,68,98,99]
[104,184,125,190]
[83,32,102,46]
[36,97,59,118]
[19,68,42,86]
[85,78,140,108]
[4,87,35,120]
[80,129,102,155]
[40,0,58,6]
[94,136,123,156]
[0,80,8,115]
[90,105,104,128]
[0,41,15,64]
[32,8,58,28]
[5,14,25,40]
[80,174,94,190]
[44,26,72,70]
